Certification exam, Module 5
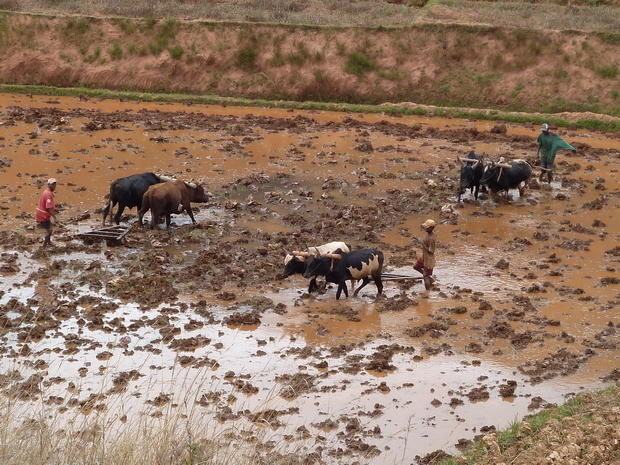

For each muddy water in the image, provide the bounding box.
[1,93,620,463]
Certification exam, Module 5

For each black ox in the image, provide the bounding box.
[457,151,485,201]
[303,247,384,300]
[102,172,167,226]
[480,159,532,198]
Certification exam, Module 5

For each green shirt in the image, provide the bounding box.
[537,132,576,163]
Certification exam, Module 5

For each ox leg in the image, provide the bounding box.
[115,203,126,225]
[185,205,197,224]
[336,280,349,300]
[165,214,172,228]
[374,273,384,296]
[308,278,318,293]
[138,202,149,229]
[137,209,145,228]
[353,277,371,297]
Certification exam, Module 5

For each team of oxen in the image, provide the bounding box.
[102,172,209,228]
[457,151,533,201]
[101,152,531,300]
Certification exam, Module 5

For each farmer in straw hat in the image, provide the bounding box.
[413,219,437,285]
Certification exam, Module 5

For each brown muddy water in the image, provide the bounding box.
[1,93,620,464]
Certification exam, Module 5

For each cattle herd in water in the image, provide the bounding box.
[102,155,534,299]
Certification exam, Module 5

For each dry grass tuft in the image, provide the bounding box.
[10,0,421,26]
[420,0,620,32]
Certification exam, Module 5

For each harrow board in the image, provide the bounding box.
[77,225,131,245]
[381,272,425,281]
[381,272,432,290]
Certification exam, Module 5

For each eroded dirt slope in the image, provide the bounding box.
[1,12,620,114]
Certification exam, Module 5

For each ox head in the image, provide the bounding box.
[282,251,310,278]
[185,183,210,203]
[457,152,484,198]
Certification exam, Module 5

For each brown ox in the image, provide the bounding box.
[138,180,209,229]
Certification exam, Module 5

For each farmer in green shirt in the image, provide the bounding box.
[536,123,576,184]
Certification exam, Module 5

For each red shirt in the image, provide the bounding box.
[36,187,55,222]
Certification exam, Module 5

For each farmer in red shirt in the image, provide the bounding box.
[35,178,58,248]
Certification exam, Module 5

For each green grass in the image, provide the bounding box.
[236,46,258,70]
[83,46,101,63]
[109,43,123,60]
[148,36,167,55]
[595,65,619,78]
[344,52,377,76]
[169,44,184,59]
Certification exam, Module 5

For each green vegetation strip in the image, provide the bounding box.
[3,84,620,133]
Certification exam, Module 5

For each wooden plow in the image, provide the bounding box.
[77,225,132,246]
[381,272,433,290]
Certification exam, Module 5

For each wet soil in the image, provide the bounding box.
[2,93,620,464]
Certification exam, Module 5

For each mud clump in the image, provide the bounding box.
[223,310,261,326]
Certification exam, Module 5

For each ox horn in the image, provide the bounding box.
[292,251,310,257]
[458,157,478,163]
[158,175,174,182]
[184,181,197,189]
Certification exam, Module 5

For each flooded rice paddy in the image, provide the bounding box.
[1,93,620,463]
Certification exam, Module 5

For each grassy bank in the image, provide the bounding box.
[440,386,620,465]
